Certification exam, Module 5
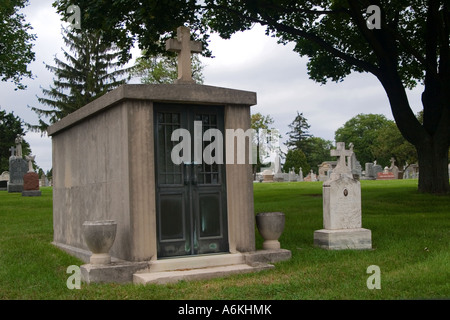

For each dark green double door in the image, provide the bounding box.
[154,104,229,258]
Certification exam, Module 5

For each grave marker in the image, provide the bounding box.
[314,142,372,250]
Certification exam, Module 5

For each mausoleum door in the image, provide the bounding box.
[154,104,229,258]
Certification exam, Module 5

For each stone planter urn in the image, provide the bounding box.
[256,212,285,250]
[82,220,117,265]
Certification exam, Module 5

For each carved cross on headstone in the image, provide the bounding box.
[9,146,16,157]
[330,142,353,177]
[166,26,202,84]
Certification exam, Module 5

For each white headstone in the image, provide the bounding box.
[314,142,371,250]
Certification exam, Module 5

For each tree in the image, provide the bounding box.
[372,120,418,170]
[28,27,130,132]
[335,114,392,166]
[251,112,278,174]
[132,51,204,84]
[0,0,36,90]
[53,1,450,194]
[0,109,31,172]
[283,149,310,175]
[302,136,334,171]
[285,111,311,150]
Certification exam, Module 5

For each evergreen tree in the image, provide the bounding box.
[29,27,130,132]
[285,111,311,150]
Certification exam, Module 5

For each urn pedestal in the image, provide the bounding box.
[82,220,117,265]
[256,212,285,250]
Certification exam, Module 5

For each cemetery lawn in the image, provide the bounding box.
[0,180,448,300]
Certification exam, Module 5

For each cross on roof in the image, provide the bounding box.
[166,26,202,84]
[330,142,353,174]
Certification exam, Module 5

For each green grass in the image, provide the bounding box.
[0,180,449,299]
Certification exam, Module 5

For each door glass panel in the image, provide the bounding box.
[199,194,221,238]
[156,112,182,185]
[160,194,185,240]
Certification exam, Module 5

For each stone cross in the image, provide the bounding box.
[330,142,353,177]
[9,146,16,157]
[166,26,202,84]
[390,157,396,168]
[25,155,35,173]
[15,134,23,158]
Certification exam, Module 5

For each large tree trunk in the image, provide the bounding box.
[378,68,450,194]
[416,138,450,194]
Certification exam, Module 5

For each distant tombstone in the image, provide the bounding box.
[40,174,49,187]
[364,163,374,179]
[377,166,395,180]
[348,145,362,180]
[22,155,41,196]
[262,169,274,182]
[7,157,28,193]
[273,155,285,181]
[389,157,399,179]
[298,167,304,181]
[314,142,372,250]
[0,171,9,191]
[373,163,383,179]
[288,168,297,182]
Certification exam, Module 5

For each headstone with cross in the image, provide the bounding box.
[329,142,353,179]
[166,26,202,84]
[314,142,372,250]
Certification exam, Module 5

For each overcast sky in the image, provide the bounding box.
[1,1,424,173]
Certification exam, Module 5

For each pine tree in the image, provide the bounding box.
[285,111,311,150]
[29,27,130,133]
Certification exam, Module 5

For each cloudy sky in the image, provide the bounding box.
[1,1,424,173]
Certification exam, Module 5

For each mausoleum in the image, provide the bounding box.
[48,27,290,284]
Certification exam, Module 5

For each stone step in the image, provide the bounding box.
[133,263,273,285]
[141,253,246,273]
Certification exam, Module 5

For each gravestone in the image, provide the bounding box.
[314,142,372,250]
[22,155,41,197]
[48,26,290,283]
[0,171,9,191]
[288,168,297,182]
[262,169,274,182]
[377,166,395,180]
[7,138,28,193]
[388,157,399,179]
[40,174,49,187]
[364,163,375,179]
[298,167,304,181]
[373,161,383,179]
[348,144,362,180]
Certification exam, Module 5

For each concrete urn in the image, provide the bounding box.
[82,220,117,265]
[256,212,285,250]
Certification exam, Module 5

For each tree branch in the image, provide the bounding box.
[207,4,380,77]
